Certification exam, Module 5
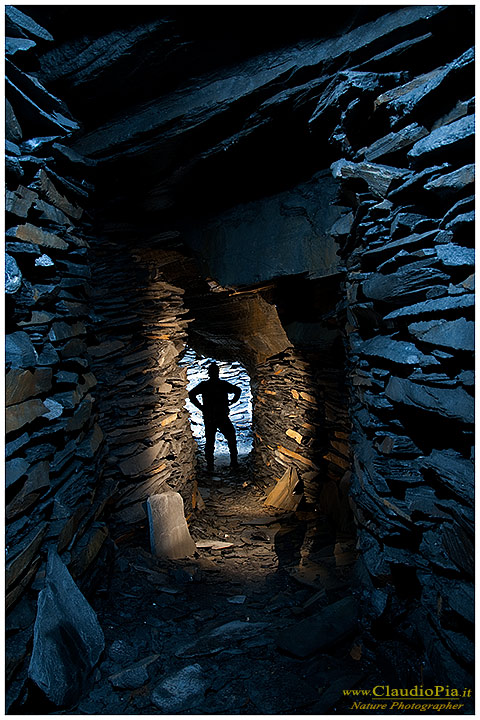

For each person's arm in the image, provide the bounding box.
[189,385,204,411]
[228,384,241,405]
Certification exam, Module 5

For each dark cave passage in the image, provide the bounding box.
[75,459,365,716]
[5,4,474,715]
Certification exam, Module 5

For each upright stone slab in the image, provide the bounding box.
[147,491,196,559]
[28,550,105,707]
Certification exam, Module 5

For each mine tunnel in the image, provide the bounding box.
[5,4,475,714]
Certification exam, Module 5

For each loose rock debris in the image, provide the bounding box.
[75,457,427,714]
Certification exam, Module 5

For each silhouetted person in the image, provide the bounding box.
[189,363,241,471]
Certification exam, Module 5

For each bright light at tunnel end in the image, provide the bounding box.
[179,348,253,456]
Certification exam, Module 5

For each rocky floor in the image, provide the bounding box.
[74,454,426,715]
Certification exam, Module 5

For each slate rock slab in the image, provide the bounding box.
[5,254,22,294]
[384,293,474,320]
[151,663,206,712]
[6,398,48,434]
[363,262,449,305]
[6,457,29,488]
[109,654,159,690]
[176,620,269,658]
[331,158,410,197]
[435,243,474,267]
[408,317,474,351]
[424,164,475,195]
[6,331,38,368]
[421,449,473,503]
[147,491,196,559]
[277,596,357,657]
[6,367,52,406]
[356,335,439,368]
[408,114,474,163]
[5,37,36,55]
[7,223,69,250]
[28,550,105,707]
[5,5,54,41]
[385,376,474,424]
[361,122,428,162]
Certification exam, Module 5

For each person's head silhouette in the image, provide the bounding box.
[208,362,220,379]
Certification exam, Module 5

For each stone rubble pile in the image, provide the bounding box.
[75,465,367,715]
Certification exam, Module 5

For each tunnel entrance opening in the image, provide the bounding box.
[179,347,253,465]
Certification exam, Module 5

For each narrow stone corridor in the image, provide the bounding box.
[5,6,474,711]
[73,454,415,715]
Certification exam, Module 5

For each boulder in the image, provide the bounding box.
[28,550,105,707]
[147,491,196,559]
[151,663,206,712]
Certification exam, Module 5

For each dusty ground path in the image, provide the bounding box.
[76,455,408,715]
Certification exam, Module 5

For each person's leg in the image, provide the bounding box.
[204,421,216,470]
[219,417,238,467]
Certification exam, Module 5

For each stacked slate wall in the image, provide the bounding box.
[88,243,197,532]
[5,11,110,710]
[252,349,324,497]
[252,340,351,531]
[320,42,474,685]
[5,3,475,703]
[5,10,198,709]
